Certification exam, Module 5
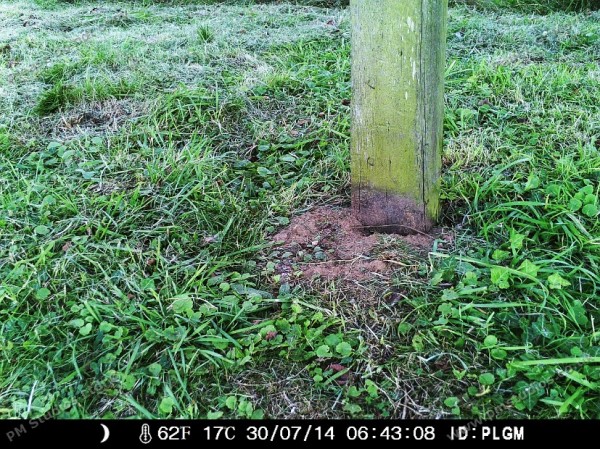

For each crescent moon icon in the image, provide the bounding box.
[100,424,110,443]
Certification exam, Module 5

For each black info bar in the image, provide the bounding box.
[2,419,596,446]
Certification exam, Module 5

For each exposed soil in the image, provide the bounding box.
[272,206,437,282]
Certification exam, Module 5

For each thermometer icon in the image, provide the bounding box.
[140,424,152,444]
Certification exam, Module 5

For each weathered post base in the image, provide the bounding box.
[352,188,432,235]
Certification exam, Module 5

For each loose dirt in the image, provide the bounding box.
[272,206,437,282]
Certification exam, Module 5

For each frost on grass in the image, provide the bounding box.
[43,98,149,139]
[0,0,348,141]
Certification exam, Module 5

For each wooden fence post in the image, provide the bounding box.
[351,0,448,234]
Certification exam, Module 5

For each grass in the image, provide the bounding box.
[1,0,599,419]
[451,0,599,13]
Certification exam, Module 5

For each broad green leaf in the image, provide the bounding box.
[69,318,84,328]
[524,173,540,191]
[479,373,495,385]
[79,323,92,336]
[225,396,237,410]
[35,288,51,300]
[518,259,540,278]
[491,267,510,289]
[583,194,596,205]
[316,345,332,358]
[492,249,510,261]
[444,397,458,407]
[159,397,175,415]
[568,198,582,212]
[397,322,412,335]
[442,289,459,300]
[172,296,193,314]
[148,363,162,376]
[491,348,507,360]
[324,334,341,347]
[121,373,136,390]
[257,167,273,176]
[483,335,498,347]
[335,342,353,357]
[545,184,561,196]
[570,300,589,326]
[412,335,425,352]
[34,225,50,235]
[582,204,598,217]
[140,278,155,291]
[547,273,570,290]
[570,347,583,357]
[509,230,525,252]
[347,386,361,398]
[343,403,362,414]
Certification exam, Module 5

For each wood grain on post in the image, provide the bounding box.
[351,0,448,234]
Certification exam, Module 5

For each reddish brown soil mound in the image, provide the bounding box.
[272,206,435,282]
